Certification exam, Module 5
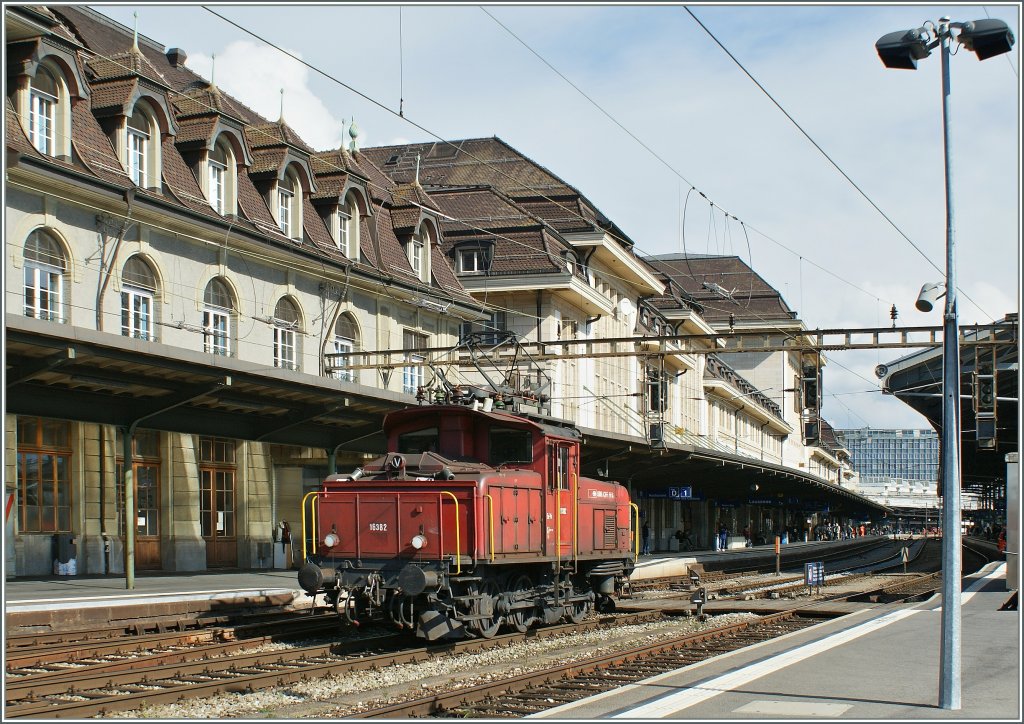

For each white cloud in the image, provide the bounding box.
[188,41,343,151]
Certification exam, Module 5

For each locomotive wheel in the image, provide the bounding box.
[569,598,592,624]
[470,580,503,638]
[506,574,535,633]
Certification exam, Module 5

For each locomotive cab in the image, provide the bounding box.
[299,404,636,640]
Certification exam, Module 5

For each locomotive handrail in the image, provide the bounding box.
[572,471,579,570]
[439,490,461,574]
[483,493,495,562]
[630,502,640,561]
[301,491,320,561]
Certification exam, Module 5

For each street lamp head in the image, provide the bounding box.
[957,19,1015,60]
[876,27,932,69]
[915,281,945,313]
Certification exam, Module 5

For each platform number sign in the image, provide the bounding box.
[805,561,824,593]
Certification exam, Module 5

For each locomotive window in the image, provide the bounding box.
[398,427,439,454]
[488,428,532,467]
[548,443,570,490]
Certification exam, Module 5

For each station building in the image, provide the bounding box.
[4,5,886,580]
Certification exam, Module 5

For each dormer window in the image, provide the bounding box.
[274,166,303,240]
[28,67,57,155]
[127,108,150,186]
[458,246,490,274]
[209,146,226,213]
[405,221,432,283]
[336,194,359,259]
[278,175,293,236]
[203,136,238,215]
[409,233,424,276]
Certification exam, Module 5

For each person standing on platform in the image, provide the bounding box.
[641,522,651,555]
[718,524,728,552]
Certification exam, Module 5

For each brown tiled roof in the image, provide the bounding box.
[363,137,635,248]
[6,97,48,166]
[172,84,246,122]
[249,147,287,176]
[310,147,371,180]
[430,243,463,296]
[390,207,422,236]
[301,196,340,256]
[160,136,225,218]
[430,188,541,234]
[88,47,169,88]
[236,169,277,228]
[246,120,313,153]
[362,138,574,197]
[359,215,381,269]
[69,98,132,187]
[88,78,136,112]
[391,181,440,213]
[645,254,797,325]
[174,116,218,145]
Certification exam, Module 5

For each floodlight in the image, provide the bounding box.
[876,28,932,69]
[958,19,1015,60]
[915,282,945,312]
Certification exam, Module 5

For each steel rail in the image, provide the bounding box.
[3,611,661,719]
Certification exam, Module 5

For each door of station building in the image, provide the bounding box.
[199,437,237,568]
[117,429,162,570]
[123,462,161,570]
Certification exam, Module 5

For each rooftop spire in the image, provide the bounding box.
[132,11,139,51]
[415,153,421,185]
[278,88,285,123]
[348,117,359,153]
[210,53,216,87]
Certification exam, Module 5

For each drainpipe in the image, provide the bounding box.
[98,424,108,574]
[95,188,136,331]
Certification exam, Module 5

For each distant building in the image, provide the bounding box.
[838,429,981,524]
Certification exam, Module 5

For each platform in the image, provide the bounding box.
[532,561,1019,720]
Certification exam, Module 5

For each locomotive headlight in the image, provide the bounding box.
[323,532,340,548]
[410,534,428,550]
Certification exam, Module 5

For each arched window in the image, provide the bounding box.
[277,168,302,239]
[208,141,227,214]
[126,107,151,186]
[406,222,430,282]
[337,194,359,259]
[203,278,233,356]
[121,255,157,341]
[272,297,300,371]
[29,66,58,155]
[207,136,236,215]
[332,313,360,382]
[23,229,66,322]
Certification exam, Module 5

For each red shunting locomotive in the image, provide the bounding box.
[298,404,637,640]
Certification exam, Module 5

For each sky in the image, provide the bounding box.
[91,2,1021,431]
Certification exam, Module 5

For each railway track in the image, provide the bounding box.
[5,609,340,672]
[3,611,662,719]
[346,611,824,718]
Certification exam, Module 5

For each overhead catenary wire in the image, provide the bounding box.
[203,4,903,321]
[682,5,995,322]
[483,4,995,323]
[20,9,952,423]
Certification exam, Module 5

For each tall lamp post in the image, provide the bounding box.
[875,17,1015,711]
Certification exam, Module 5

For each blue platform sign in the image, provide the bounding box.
[643,487,701,500]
